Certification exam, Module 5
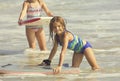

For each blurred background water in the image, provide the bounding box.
[0,0,120,81]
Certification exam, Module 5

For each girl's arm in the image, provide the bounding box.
[48,39,58,61]
[53,34,69,74]
[58,35,69,67]
[40,39,58,66]
[40,0,53,16]
[18,1,28,21]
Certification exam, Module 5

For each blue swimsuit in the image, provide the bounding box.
[56,31,92,54]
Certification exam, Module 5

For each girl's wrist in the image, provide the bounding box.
[18,19,23,25]
[19,19,22,21]
[43,59,51,65]
[58,64,62,67]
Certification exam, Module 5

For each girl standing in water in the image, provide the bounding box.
[18,0,53,50]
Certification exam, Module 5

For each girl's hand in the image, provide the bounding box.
[38,59,51,66]
[18,19,23,26]
[53,66,62,74]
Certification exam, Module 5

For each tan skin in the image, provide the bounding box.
[18,0,53,50]
[46,21,100,74]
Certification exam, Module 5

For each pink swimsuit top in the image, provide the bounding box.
[26,4,43,28]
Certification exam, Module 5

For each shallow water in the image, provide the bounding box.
[0,0,120,81]
[0,52,120,81]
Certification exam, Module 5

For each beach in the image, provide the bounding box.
[0,0,120,81]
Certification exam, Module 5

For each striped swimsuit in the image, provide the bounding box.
[26,3,42,28]
[56,31,84,53]
[67,35,84,53]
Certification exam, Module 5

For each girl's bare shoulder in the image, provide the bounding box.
[65,31,73,41]
[65,31,72,36]
[23,1,29,5]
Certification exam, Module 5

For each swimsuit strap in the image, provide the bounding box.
[56,30,74,46]
[66,30,75,38]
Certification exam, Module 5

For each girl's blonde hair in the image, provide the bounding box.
[49,16,66,40]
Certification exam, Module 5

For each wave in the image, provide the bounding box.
[94,47,120,52]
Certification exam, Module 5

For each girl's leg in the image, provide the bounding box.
[72,53,84,67]
[36,28,47,50]
[26,28,36,49]
[84,47,100,70]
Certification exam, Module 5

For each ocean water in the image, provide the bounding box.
[0,0,120,81]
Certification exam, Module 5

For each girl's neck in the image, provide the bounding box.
[57,30,66,37]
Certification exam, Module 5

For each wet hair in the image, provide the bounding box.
[49,16,66,40]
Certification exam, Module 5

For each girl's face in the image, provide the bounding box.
[53,22,65,35]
